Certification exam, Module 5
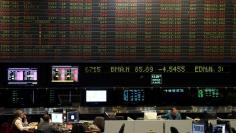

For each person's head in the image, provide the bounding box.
[22,112,27,118]
[15,109,25,118]
[42,114,51,123]
[171,107,178,116]
[43,111,49,115]
[15,110,24,118]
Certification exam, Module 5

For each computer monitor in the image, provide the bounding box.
[51,113,63,124]
[212,124,226,133]
[86,90,107,102]
[217,120,232,133]
[8,68,37,85]
[192,123,205,133]
[144,112,157,120]
[67,111,79,123]
[51,66,78,83]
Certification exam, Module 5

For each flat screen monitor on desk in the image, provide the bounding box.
[144,112,157,120]
[67,111,79,123]
[192,123,205,133]
[212,124,225,133]
[51,113,63,124]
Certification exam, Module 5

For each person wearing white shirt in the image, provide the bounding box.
[12,110,33,133]
[22,112,29,127]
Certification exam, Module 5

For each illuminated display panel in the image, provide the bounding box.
[52,66,78,83]
[123,89,145,103]
[192,123,205,133]
[197,88,220,98]
[160,88,192,106]
[0,89,33,107]
[212,124,226,133]
[86,90,107,102]
[8,68,37,85]
[0,63,234,87]
[193,87,224,106]
[67,111,79,123]
[0,0,235,62]
[51,113,63,124]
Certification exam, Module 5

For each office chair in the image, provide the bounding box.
[94,116,105,132]
[0,122,12,133]
[232,127,236,133]
[170,127,179,133]
[217,120,233,133]
[118,123,125,133]
[71,123,85,133]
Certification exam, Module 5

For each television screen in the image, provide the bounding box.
[51,113,63,123]
[8,68,37,85]
[52,66,78,83]
[67,111,79,123]
[86,90,107,102]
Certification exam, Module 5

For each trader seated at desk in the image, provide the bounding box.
[12,110,35,133]
[37,114,61,133]
[161,107,182,120]
[83,117,104,133]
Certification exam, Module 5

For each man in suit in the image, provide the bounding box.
[37,114,60,133]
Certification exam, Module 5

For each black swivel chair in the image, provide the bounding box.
[217,120,233,133]
[231,128,236,133]
[170,127,179,133]
[71,123,85,133]
[118,123,125,133]
[94,116,105,132]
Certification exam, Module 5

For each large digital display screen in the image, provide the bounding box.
[123,89,145,103]
[86,90,107,102]
[2,63,235,87]
[8,68,37,85]
[52,66,78,83]
[197,88,220,98]
[0,0,235,62]
[160,88,192,106]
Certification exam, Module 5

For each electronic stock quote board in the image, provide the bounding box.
[0,0,235,62]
